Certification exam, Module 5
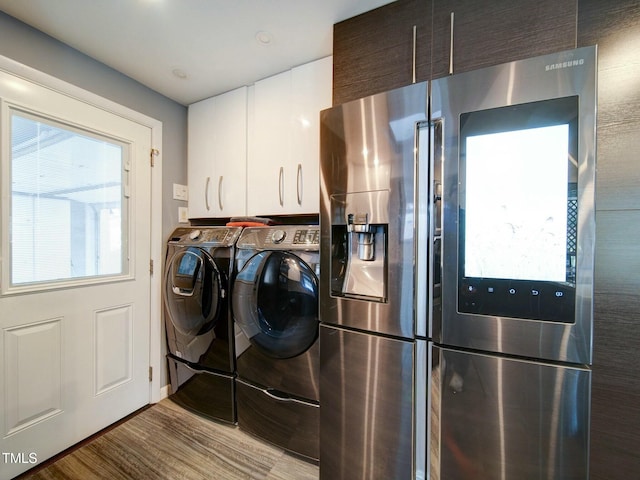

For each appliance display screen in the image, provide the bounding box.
[458,97,578,323]
[294,229,320,245]
[465,124,569,281]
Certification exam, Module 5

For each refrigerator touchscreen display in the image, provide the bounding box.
[458,96,578,322]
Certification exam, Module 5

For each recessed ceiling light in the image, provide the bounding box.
[255,31,273,46]
[172,68,188,79]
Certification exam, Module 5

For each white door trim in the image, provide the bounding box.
[0,54,164,403]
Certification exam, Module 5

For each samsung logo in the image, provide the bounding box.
[545,59,585,71]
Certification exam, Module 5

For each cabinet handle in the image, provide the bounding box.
[278,166,284,207]
[449,12,455,75]
[218,175,224,211]
[296,163,303,206]
[236,378,319,408]
[263,388,318,407]
[412,25,417,84]
[205,176,211,211]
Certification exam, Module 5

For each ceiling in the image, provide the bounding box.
[0,0,395,106]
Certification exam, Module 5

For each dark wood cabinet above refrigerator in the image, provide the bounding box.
[332,0,431,105]
[332,0,578,105]
[431,0,577,78]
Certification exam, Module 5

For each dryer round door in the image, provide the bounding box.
[232,251,319,359]
[164,247,224,337]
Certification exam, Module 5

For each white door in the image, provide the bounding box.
[0,70,152,479]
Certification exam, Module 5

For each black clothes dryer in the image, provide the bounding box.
[232,226,320,460]
[164,226,242,424]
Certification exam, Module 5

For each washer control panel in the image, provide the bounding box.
[168,227,243,247]
[237,226,320,250]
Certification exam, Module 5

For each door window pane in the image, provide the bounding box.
[10,110,128,286]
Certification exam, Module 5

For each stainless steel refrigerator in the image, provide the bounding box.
[430,46,597,479]
[319,81,432,480]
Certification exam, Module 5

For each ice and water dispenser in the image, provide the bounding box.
[329,190,388,302]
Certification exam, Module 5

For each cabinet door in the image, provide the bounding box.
[431,0,577,79]
[188,88,247,219]
[577,2,640,478]
[188,96,217,218]
[333,0,431,105]
[290,56,332,214]
[213,86,247,217]
[248,70,292,216]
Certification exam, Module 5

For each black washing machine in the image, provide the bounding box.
[164,226,242,424]
[232,225,320,461]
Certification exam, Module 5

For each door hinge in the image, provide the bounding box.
[149,259,154,275]
[149,366,153,382]
[150,148,159,167]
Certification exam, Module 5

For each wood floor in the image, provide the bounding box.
[18,399,319,480]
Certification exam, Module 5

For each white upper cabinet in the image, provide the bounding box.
[291,56,333,214]
[248,56,333,216]
[187,57,332,219]
[188,86,247,218]
[248,69,293,215]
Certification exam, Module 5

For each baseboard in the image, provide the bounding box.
[159,383,170,401]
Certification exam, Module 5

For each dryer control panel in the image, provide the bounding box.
[292,229,320,245]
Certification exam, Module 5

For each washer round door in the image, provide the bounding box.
[164,247,224,337]
[232,251,319,359]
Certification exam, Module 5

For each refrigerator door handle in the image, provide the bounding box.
[416,119,443,339]
[415,121,430,338]
[430,119,443,339]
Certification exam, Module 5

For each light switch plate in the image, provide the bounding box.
[178,207,189,223]
[173,183,188,201]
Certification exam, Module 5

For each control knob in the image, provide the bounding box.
[272,229,286,244]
